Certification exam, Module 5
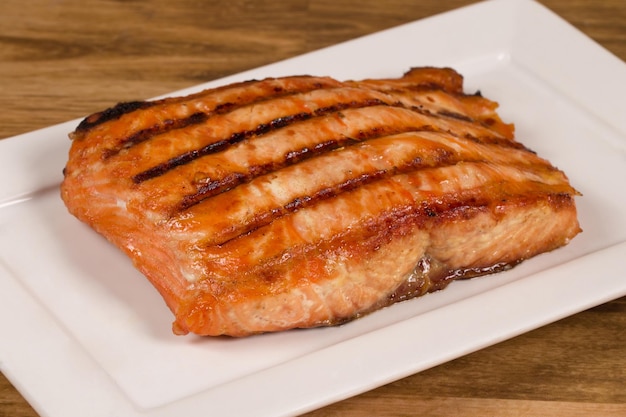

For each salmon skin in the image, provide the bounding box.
[61,67,581,337]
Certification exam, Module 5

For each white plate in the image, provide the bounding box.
[1,0,625,416]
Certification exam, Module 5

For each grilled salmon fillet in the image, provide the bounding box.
[61,67,581,337]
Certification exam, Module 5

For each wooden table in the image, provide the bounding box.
[1,0,624,416]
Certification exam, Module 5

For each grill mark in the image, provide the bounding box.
[462,133,530,152]
[132,97,520,185]
[132,98,389,183]
[131,111,313,183]
[411,105,522,150]
[284,169,390,212]
[102,112,209,159]
[212,155,464,248]
[176,123,521,213]
[137,101,525,213]
[209,154,561,249]
[215,169,391,248]
[75,101,154,134]
[177,125,425,211]
[74,77,309,134]
[96,84,515,176]
[98,80,339,156]
[437,109,474,123]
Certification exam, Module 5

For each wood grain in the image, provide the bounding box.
[1,1,625,416]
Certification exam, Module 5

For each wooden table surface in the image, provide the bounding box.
[1,0,624,416]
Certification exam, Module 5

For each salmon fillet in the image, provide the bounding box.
[60,67,581,337]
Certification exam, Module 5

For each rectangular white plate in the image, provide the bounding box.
[1,0,625,416]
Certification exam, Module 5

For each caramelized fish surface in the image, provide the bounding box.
[61,67,581,336]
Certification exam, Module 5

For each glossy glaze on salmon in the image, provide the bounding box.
[60,67,581,337]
